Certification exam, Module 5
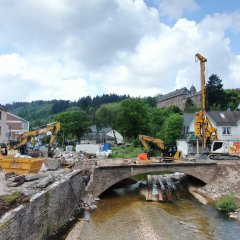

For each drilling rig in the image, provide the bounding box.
[194,53,218,155]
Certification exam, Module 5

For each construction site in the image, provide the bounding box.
[1,53,240,239]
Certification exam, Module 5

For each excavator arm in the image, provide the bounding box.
[138,134,166,152]
[138,134,182,160]
[12,121,61,156]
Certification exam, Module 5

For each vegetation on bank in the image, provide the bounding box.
[0,191,29,218]
[215,194,238,213]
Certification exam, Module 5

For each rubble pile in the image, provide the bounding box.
[81,194,99,211]
[52,149,92,167]
[198,163,240,199]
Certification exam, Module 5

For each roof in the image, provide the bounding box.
[208,111,240,126]
[6,112,29,122]
[80,132,115,141]
[81,126,118,141]
[183,113,195,127]
[183,111,240,127]
[157,87,189,102]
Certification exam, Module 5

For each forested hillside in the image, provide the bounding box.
[4,94,129,128]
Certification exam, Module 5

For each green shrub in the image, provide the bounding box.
[215,194,237,213]
[110,145,143,158]
[2,191,21,204]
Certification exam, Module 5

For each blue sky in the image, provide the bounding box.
[0,0,239,104]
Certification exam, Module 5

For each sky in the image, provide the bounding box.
[0,0,240,104]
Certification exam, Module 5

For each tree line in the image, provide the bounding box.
[4,74,240,147]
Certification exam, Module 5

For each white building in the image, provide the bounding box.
[80,126,124,145]
[178,111,240,156]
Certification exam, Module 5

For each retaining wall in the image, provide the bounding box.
[0,170,85,240]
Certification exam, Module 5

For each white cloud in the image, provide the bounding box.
[0,0,239,104]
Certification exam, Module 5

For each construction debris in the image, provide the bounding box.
[52,149,95,168]
[6,175,25,187]
[36,176,54,189]
[142,174,186,202]
[81,194,99,211]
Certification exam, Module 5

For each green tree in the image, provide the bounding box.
[142,96,157,108]
[149,106,182,138]
[95,103,121,129]
[117,98,151,139]
[149,108,167,135]
[53,110,91,143]
[224,89,240,110]
[164,113,183,144]
[184,98,199,113]
[206,74,226,110]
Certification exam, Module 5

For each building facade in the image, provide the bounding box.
[0,105,29,143]
[179,111,240,156]
[0,106,8,143]
[156,86,201,110]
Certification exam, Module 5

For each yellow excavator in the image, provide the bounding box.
[138,134,182,161]
[0,121,60,175]
[0,121,61,157]
[194,53,218,155]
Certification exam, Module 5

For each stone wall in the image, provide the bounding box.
[0,170,86,240]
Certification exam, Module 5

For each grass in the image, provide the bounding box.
[1,191,21,204]
[215,193,238,213]
[110,144,143,158]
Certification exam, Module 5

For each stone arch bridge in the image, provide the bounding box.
[87,162,219,197]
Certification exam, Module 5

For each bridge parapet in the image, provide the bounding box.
[87,161,219,197]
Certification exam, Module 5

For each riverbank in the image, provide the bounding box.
[194,161,240,221]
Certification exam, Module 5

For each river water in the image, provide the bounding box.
[65,183,240,240]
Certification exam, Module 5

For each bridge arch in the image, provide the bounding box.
[87,162,218,197]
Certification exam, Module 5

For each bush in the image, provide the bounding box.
[111,145,142,158]
[215,194,237,213]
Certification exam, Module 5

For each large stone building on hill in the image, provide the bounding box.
[156,86,201,110]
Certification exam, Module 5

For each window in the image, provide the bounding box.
[0,111,1,120]
[213,141,223,151]
[0,126,1,136]
[222,127,231,135]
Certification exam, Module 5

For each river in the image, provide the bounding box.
[65,182,240,240]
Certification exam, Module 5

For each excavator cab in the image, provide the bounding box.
[0,143,8,156]
[164,145,182,160]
